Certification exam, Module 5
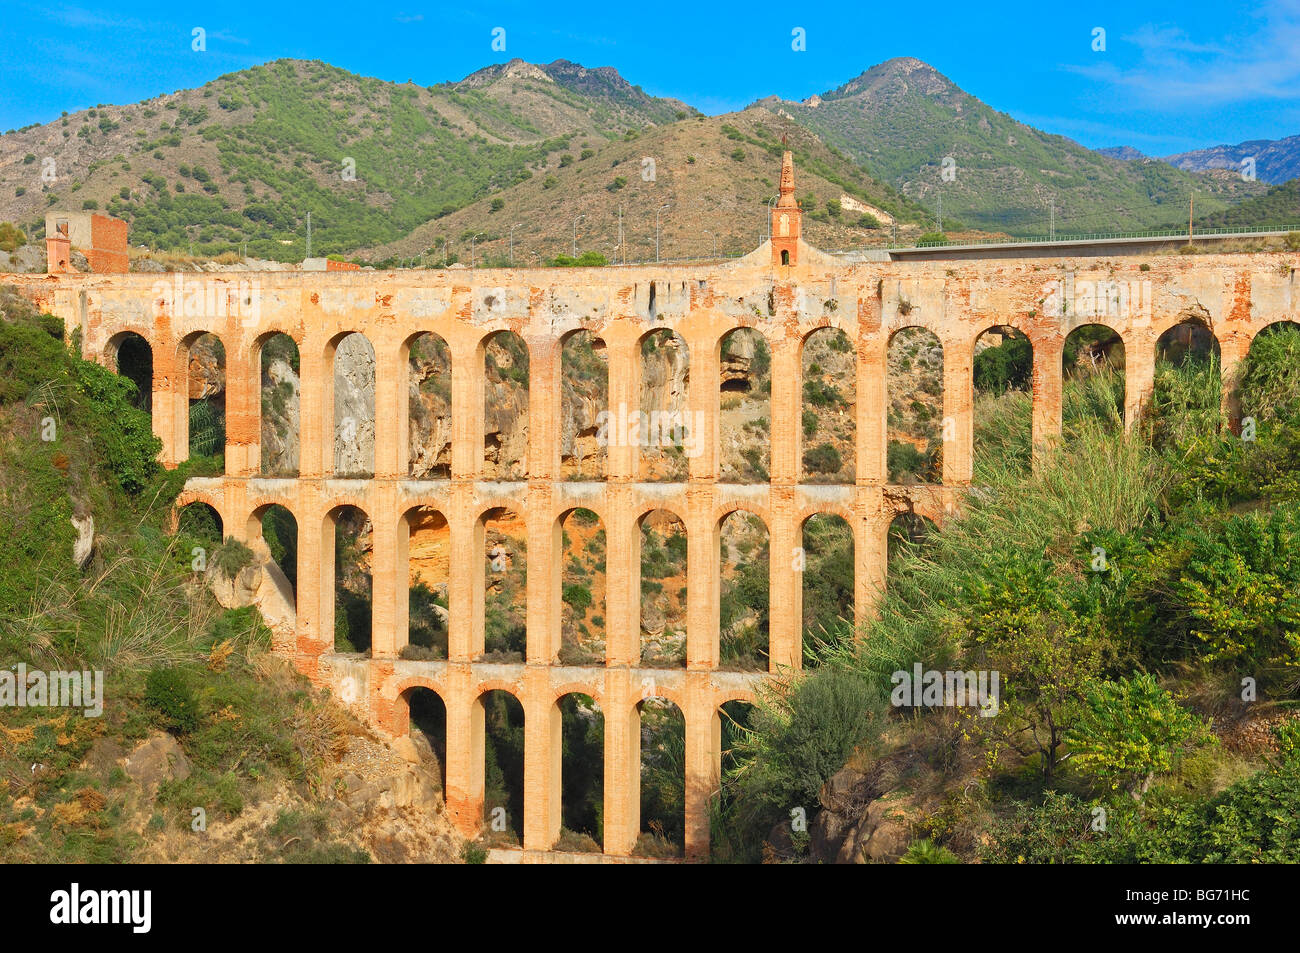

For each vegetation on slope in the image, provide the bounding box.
[715,324,1300,863]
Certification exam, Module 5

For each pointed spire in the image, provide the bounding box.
[777,150,797,208]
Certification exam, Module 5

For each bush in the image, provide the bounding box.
[144,667,200,734]
[803,442,842,474]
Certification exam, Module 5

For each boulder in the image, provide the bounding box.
[124,733,191,799]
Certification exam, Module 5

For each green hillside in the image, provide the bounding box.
[774,57,1267,237]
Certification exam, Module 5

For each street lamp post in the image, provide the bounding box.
[573,214,585,258]
[509,223,522,267]
[470,233,483,268]
[703,229,718,259]
[656,202,670,263]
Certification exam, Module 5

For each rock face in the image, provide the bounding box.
[408,336,452,478]
[808,765,917,864]
[335,333,377,477]
[261,356,300,475]
[639,332,691,480]
[70,512,94,568]
[205,555,297,640]
[483,337,529,480]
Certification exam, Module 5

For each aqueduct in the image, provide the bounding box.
[7,155,1300,858]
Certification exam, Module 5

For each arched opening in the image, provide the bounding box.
[482,506,526,662]
[972,326,1032,477]
[711,699,758,862]
[781,249,790,265]
[180,333,225,468]
[887,327,943,484]
[483,331,530,480]
[1152,318,1222,449]
[407,332,451,479]
[801,513,854,665]
[332,332,375,478]
[801,327,856,483]
[176,501,222,554]
[1238,321,1300,438]
[250,504,298,602]
[403,506,449,660]
[403,687,447,791]
[325,504,372,655]
[478,689,525,846]
[226,502,298,641]
[718,509,769,671]
[888,512,936,568]
[1062,324,1125,439]
[556,692,604,851]
[635,696,685,858]
[561,331,608,480]
[718,328,771,482]
[557,508,606,666]
[639,329,691,482]
[111,332,153,414]
[258,333,300,477]
[638,509,688,668]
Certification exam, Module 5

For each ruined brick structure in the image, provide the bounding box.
[6,156,1298,859]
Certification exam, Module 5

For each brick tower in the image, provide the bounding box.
[770,150,801,267]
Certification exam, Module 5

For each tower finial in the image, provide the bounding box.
[771,151,801,266]
[777,150,797,208]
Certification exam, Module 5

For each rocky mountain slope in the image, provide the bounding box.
[1167,134,1300,186]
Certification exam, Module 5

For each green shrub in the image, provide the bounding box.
[144,667,200,734]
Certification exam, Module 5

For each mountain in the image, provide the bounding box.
[0,58,695,261]
[768,57,1265,236]
[362,105,939,266]
[1097,146,1146,161]
[1194,178,1300,230]
[1166,135,1300,186]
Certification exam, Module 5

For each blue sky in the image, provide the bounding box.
[4,0,1300,155]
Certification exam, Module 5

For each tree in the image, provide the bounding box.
[1066,674,1213,797]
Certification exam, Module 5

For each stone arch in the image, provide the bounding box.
[887,325,943,484]
[800,326,856,483]
[555,506,607,666]
[637,508,688,668]
[888,511,937,567]
[1156,314,1221,367]
[1062,323,1126,436]
[255,331,301,477]
[717,327,771,483]
[1238,320,1300,428]
[401,504,449,659]
[717,508,769,671]
[323,503,372,654]
[634,695,685,857]
[107,330,153,414]
[972,325,1033,475]
[800,511,855,666]
[560,329,609,480]
[554,692,605,851]
[478,504,526,661]
[175,330,226,468]
[174,501,223,554]
[475,687,526,844]
[404,330,452,479]
[638,328,691,482]
[480,330,530,481]
[399,684,447,791]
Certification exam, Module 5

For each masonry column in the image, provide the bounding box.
[605,484,638,666]
[527,337,561,481]
[858,312,888,485]
[942,333,973,485]
[450,338,484,480]
[687,329,719,481]
[857,498,889,625]
[298,333,327,480]
[769,334,800,484]
[1218,330,1250,432]
[293,486,325,674]
[604,329,640,482]
[683,684,717,861]
[151,331,179,468]
[372,333,402,480]
[369,484,399,659]
[686,485,719,670]
[1124,328,1155,432]
[523,667,560,850]
[443,673,482,837]
[602,672,638,855]
[525,483,556,664]
[768,486,800,670]
[1031,333,1064,468]
[447,482,478,661]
